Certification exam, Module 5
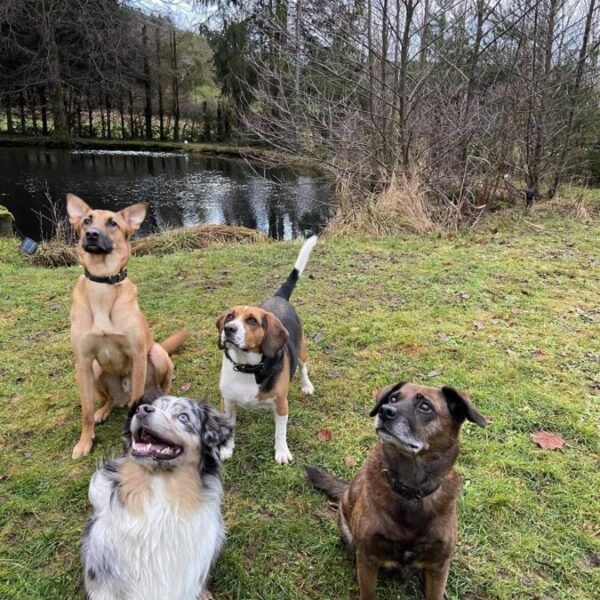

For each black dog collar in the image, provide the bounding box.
[84,268,128,285]
[224,348,283,385]
[382,468,441,500]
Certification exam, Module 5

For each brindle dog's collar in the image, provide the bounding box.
[224,348,283,385]
[84,268,128,285]
[382,468,441,500]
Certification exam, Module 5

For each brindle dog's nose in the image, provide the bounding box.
[224,323,237,336]
[379,405,397,420]
[85,229,100,242]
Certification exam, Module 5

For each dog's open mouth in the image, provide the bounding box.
[132,427,183,460]
[83,243,112,255]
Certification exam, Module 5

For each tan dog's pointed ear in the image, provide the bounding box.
[66,193,91,228]
[261,312,288,358]
[119,203,148,233]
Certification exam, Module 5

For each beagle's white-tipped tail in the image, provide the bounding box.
[294,235,318,276]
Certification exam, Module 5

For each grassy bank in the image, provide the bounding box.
[0,134,318,170]
[0,209,599,599]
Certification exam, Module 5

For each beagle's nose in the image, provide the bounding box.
[85,229,100,242]
[224,323,237,335]
[379,405,397,420]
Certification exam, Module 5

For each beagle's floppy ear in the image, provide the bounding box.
[119,203,148,234]
[441,386,488,427]
[369,382,407,417]
[66,193,91,229]
[216,310,230,349]
[261,312,289,358]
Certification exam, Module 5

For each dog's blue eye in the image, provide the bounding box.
[389,395,399,403]
[178,413,189,423]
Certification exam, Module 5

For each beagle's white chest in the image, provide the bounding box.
[219,358,273,408]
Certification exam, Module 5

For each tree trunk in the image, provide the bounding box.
[142,23,153,140]
[4,94,14,134]
[19,91,26,133]
[128,90,135,138]
[76,96,82,137]
[87,90,94,137]
[29,90,38,134]
[39,86,49,135]
[105,93,112,139]
[119,95,126,139]
[170,29,180,141]
[156,26,166,141]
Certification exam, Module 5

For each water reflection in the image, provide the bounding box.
[0,148,333,240]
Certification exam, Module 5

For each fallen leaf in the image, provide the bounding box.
[180,382,192,393]
[317,429,333,442]
[520,576,533,586]
[531,431,565,450]
[427,369,443,378]
[531,348,546,357]
[344,456,357,468]
[521,288,531,295]
[506,349,517,358]
[371,389,379,399]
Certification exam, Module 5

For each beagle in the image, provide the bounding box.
[216,236,317,464]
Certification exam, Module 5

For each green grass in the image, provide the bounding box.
[1,206,599,599]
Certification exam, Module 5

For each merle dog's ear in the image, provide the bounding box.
[200,404,233,451]
[261,312,289,358]
[441,387,488,427]
[122,391,163,449]
[369,381,407,417]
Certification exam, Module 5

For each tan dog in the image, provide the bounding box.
[67,194,188,458]
[307,382,488,600]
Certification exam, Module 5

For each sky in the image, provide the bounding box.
[129,0,216,31]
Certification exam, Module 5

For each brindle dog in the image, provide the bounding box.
[307,381,488,600]
[67,194,188,458]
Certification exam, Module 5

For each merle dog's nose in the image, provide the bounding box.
[142,405,155,414]
[379,405,397,419]
[85,229,99,242]
[224,323,237,336]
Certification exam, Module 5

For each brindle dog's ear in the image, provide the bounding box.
[261,312,289,358]
[66,193,91,229]
[369,382,407,417]
[119,203,148,233]
[441,386,488,427]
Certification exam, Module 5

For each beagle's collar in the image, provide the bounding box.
[382,468,441,500]
[225,348,283,385]
[84,268,128,285]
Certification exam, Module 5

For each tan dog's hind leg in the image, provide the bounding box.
[356,548,379,600]
[91,361,113,424]
[273,397,293,464]
[424,563,450,600]
[72,361,97,459]
[298,336,314,395]
[149,343,174,392]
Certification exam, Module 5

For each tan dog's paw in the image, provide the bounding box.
[72,439,93,459]
[94,405,112,424]
[275,447,294,464]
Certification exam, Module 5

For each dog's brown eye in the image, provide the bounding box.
[247,317,258,326]
[83,216,92,226]
[225,314,234,323]
[418,400,433,413]
[107,218,118,228]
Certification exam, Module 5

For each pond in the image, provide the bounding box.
[0,147,334,241]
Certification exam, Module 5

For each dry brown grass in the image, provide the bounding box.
[29,224,269,267]
[328,172,440,235]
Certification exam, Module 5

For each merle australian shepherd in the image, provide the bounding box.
[82,393,232,600]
